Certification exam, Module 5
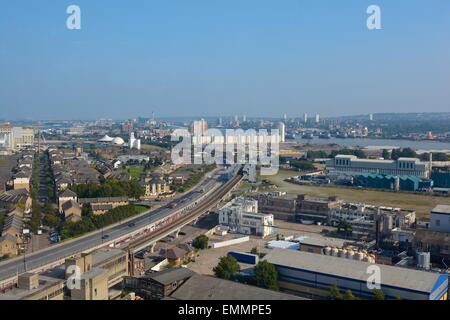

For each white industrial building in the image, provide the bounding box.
[218,197,274,238]
[326,155,430,179]
[264,249,449,300]
[430,205,450,233]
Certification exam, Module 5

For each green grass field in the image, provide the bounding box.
[133,205,150,213]
[140,144,166,152]
[126,166,144,180]
[263,170,450,219]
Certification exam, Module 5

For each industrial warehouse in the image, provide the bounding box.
[326,155,431,179]
[264,249,449,300]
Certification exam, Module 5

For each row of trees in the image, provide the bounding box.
[72,179,144,199]
[382,147,449,161]
[60,204,147,240]
[289,160,316,172]
[29,153,42,234]
[329,285,388,300]
[43,151,56,202]
[290,149,368,161]
[143,135,175,149]
[388,148,417,160]
[330,149,367,159]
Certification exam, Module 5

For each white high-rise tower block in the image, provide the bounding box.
[277,122,286,143]
[129,132,141,150]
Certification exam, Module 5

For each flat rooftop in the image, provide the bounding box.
[264,249,446,294]
[92,248,126,266]
[298,236,348,248]
[143,267,194,286]
[80,267,107,281]
[169,274,305,300]
[432,205,450,215]
[0,275,64,300]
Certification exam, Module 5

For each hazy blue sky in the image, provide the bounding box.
[0,0,449,120]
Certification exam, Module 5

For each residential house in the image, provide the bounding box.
[61,200,82,222]
[78,197,129,215]
[58,189,78,213]
[130,267,194,300]
[0,234,18,257]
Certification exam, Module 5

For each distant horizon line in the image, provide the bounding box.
[2,111,450,123]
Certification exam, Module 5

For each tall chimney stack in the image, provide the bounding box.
[429,152,433,178]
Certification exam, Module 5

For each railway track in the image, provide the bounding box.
[127,173,242,256]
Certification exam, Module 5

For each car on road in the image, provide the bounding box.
[128,222,135,228]
[101,234,110,240]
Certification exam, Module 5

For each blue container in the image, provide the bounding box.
[228,251,259,265]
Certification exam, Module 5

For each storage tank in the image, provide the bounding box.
[368,254,376,263]
[417,252,431,270]
[323,246,332,256]
[355,251,364,261]
[385,215,394,230]
[346,249,355,260]
[331,247,339,257]
[340,249,347,258]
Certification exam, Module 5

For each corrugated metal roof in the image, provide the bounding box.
[144,267,194,286]
[264,249,445,293]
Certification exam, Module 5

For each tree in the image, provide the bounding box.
[250,247,259,255]
[43,214,60,229]
[382,149,390,160]
[192,235,209,250]
[343,290,357,300]
[329,285,342,300]
[373,289,385,300]
[331,149,367,159]
[290,160,316,171]
[305,150,328,160]
[391,148,417,160]
[30,200,42,234]
[254,261,279,291]
[420,152,449,162]
[213,256,240,280]
[337,221,352,236]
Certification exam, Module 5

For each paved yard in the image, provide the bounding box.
[187,220,340,275]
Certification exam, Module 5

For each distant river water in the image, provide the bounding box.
[293,137,450,153]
